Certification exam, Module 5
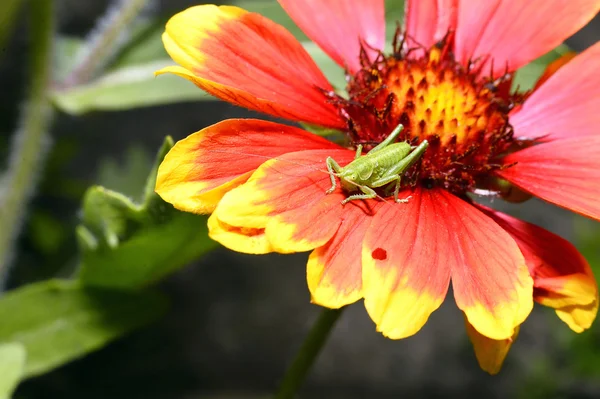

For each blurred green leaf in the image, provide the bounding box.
[230,0,307,40]
[0,342,26,399]
[51,60,210,114]
[109,19,168,68]
[513,44,571,91]
[385,0,405,42]
[97,146,153,201]
[29,212,67,255]
[0,279,167,378]
[302,42,345,91]
[300,122,344,137]
[54,36,83,82]
[77,137,217,289]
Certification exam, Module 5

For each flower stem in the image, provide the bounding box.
[62,0,149,87]
[274,307,344,399]
[0,0,55,286]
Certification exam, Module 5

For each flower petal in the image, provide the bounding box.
[497,136,600,221]
[404,0,458,50]
[278,0,385,74]
[436,190,533,340]
[213,149,355,253]
[465,318,518,375]
[156,119,339,214]
[454,0,600,77]
[478,205,598,332]
[207,214,275,254]
[157,5,345,128]
[362,189,452,339]
[510,42,600,140]
[308,204,380,309]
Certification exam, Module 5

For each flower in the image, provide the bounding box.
[155,0,600,373]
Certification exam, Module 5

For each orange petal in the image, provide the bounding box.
[213,149,355,253]
[479,205,599,332]
[362,189,452,339]
[465,318,519,375]
[155,119,339,214]
[157,5,345,128]
[455,0,600,77]
[278,0,385,73]
[435,190,533,340]
[308,203,380,309]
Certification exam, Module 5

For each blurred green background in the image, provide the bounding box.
[1,1,599,398]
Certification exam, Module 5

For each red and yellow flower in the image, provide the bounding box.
[155,0,600,373]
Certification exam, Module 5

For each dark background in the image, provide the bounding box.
[1,1,600,398]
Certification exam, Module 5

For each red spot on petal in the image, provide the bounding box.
[372,248,387,260]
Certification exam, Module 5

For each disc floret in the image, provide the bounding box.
[331,34,527,195]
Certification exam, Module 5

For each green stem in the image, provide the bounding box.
[0,0,55,284]
[62,0,148,87]
[274,307,344,399]
[0,0,26,53]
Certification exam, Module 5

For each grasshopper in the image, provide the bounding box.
[325,124,429,205]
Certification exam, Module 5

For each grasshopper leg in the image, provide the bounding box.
[370,174,412,204]
[369,124,405,153]
[341,185,377,205]
[354,144,363,159]
[325,157,342,195]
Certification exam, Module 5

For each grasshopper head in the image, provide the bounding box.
[340,170,360,192]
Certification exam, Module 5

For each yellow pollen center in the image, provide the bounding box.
[339,45,519,194]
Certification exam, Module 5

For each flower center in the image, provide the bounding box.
[330,36,526,195]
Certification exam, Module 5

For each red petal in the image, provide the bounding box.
[436,190,533,340]
[478,205,598,332]
[465,319,518,375]
[497,136,600,221]
[213,149,356,253]
[510,42,600,140]
[404,0,458,50]
[454,0,600,77]
[156,119,338,213]
[308,204,380,309]
[157,5,345,128]
[278,0,385,74]
[362,189,452,339]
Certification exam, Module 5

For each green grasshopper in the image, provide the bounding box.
[325,124,429,205]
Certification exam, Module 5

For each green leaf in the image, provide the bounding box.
[513,44,571,91]
[230,0,307,40]
[109,19,169,68]
[54,36,83,82]
[0,342,26,399]
[0,279,167,378]
[302,41,345,91]
[77,137,217,289]
[51,60,210,114]
[97,146,153,201]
